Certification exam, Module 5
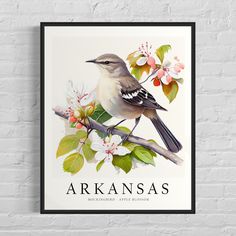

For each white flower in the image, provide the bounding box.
[156,60,184,85]
[136,56,148,66]
[135,42,156,69]
[66,80,95,109]
[91,133,131,163]
[65,80,96,119]
[80,89,96,106]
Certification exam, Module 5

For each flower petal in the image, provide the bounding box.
[168,70,181,79]
[147,56,156,67]
[66,80,80,102]
[114,146,131,156]
[163,60,171,67]
[91,142,105,152]
[161,75,170,85]
[94,151,106,161]
[166,75,173,83]
[136,56,148,66]
[174,65,181,73]
[80,90,96,106]
[177,62,185,70]
[104,153,113,163]
[110,135,122,145]
[157,69,165,79]
[90,131,102,142]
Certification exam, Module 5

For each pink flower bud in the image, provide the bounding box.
[177,63,185,69]
[157,69,165,79]
[151,64,156,69]
[76,123,83,129]
[167,75,173,83]
[69,116,77,123]
[147,56,155,67]
[174,56,179,61]
[174,65,181,73]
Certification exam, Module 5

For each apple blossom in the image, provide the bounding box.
[66,80,96,126]
[135,42,156,68]
[155,60,185,85]
[91,133,131,163]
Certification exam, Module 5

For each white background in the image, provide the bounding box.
[45,26,192,210]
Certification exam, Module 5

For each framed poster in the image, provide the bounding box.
[41,22,195,213]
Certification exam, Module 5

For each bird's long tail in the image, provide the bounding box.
[147,112,182,153]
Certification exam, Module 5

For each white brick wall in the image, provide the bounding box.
[0,0,235,235]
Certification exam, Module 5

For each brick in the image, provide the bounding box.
[197,152,236,167]
[0,123,39,138]
[196,32,218,46]
[197,168,236,183]
[17,0,54,14]
[197,184,224,198]
[0,78,39,93]
[108,228,146,236]
[0,168,39,184]
[0,198,39,213]
[218,32,236,45]
[199,47,236,62]
[54,0,91,15]
[170,0,207,16]
[70,215,109,229]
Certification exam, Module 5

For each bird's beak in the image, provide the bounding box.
[86,59,96,63]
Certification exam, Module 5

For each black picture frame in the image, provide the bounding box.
[40,22,195,214]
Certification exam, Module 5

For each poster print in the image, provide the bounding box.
[41,22,195,213]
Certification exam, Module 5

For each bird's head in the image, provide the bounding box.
[86,53,129,77]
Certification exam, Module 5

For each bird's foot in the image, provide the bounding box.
[107,125,115,136]
[118,134,131,145]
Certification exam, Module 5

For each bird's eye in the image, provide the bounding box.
[104,61,110,64]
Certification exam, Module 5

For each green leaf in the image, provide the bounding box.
[96,159,105,172]
[96,130,107,139]
[148,139,157,144]
[147,149,157,157]
[127,51,142,67]
[133,146,155,166]
[155,45,171,63]
[112,154,132,173]
[116,126,131,134]
[56,135,80,158]
[131,64,151,80]
[70,122,76,128]
[63,153,84,174]
[131,67,142,80]
[147,140,158,157]
[123,141,138,151]
[76,130,87,139]
[82,139,95,161]
[174,78,184,84]
[91,104,112,124]
[162,80,179,103]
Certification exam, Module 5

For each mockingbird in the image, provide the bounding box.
[86,54,182,153]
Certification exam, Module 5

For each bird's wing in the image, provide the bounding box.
[119,76,166,110]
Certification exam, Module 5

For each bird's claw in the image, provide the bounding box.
[107,125,115,136]
[118,134,130,145]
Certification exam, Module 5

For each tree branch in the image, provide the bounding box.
[53,107,184,165]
